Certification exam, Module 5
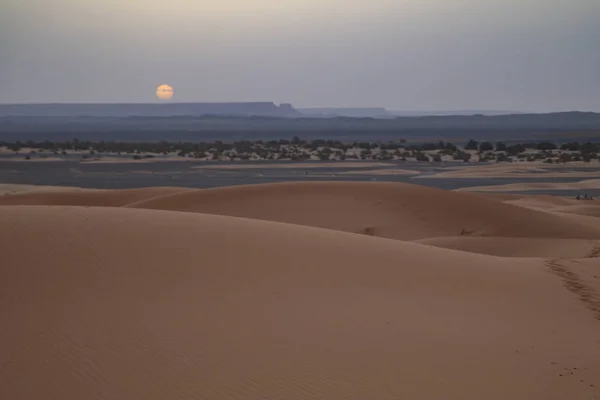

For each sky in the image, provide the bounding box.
[1,0,599,112]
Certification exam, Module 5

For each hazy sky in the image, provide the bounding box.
[2,0,599,111]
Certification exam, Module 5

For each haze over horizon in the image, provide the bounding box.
[2,0,599,112]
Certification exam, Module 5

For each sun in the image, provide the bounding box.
[156,84,174,101]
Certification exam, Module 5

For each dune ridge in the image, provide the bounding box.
[0,186,192,207]
[415,236,600,258]
[122,182,600,241]
[456,179,600,192]
[549,205,600,218]
[4,181,600,259]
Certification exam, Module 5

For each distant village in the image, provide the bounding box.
[1,138,600,164]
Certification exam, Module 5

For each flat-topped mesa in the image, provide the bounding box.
[277,103,301,117]
[0,102,303,118]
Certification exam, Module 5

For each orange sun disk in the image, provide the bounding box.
[156,85,174,100]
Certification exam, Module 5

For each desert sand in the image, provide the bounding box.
[0,186,192,206]
[196,162,394,169]
[337,168,421,175]
[0,183,90,196]
[1,181,600,400]
[81,156,204,164]
[417,163,600,179]
[4,181,600,244]
[456,178,600,193]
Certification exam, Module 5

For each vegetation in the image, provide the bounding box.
[2,138,599,164]
[478,142,494,152]
[495,142,507,151]
[465,140,479,150]
[415,153,430,162]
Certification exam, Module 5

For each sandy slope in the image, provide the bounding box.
[559,258,600,310]
[469,192,527,202]
[415,236,600,258]
[549,205,600,218]
[418,162,600,179]
[456,179,600,192]
[0,186,192,207]
[337,168,421,175]
[0,183,89,196]
[498,196,600,222]
[3,182,600,259]
[124,182,600,241]
[498,196,581,212]
[196,162,394,169]
[1,205,599,400]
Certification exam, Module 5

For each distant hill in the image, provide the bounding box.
[391,110,526,117]
[0,102,302,118]
[1,111,599,142]
[299,107,393,118]
[299,108,525,118]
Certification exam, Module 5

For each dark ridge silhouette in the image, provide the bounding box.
[391,110,526,116]
[0,110,599,142]
[299,107,392,118]
[0,102,302,118]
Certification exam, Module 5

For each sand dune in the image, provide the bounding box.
[0,186,192,207]
[3,182,600,245]
[415,236,600,258]
[1,205,599,400]
[194,161,395,170]
[549,204,600,218]
[418,163,600,179]
[547,209,600,233]
[558,258,600,309]
[469,192,528,202]
[503,195,580,210]
[456,179,600,193]
[125,182,600,241]
[0,183,89,196]
[337,168,421,175]
[196,162,394,169]
[457,193,579,211]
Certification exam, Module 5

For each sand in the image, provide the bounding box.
[80,156,202,163]
[0,186,192,207]
[0,183,89,196]
[417,163,600,179]
[196,162,394,169]
[456,179,600,193]
[503,195,579,209]
[0,156,69,162]
[337,168,421,175]
[3,181,600,244]
[549,205,600,218]
[124,182,600,242]
[1,181,600,399]
[414,236,600,258]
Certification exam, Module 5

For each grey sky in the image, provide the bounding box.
[1,0,599,111]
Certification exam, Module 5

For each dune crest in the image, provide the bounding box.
[415,236,600,258]
[0,186,192,207]
[4,181,600,258]
[123,182,600,241]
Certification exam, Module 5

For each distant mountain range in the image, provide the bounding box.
[0,102,534,119]
[1,102,599,143]
[0,102,302,118]
[1,107,599,143]
[300,108,527,118]
[299,108,393,118]
[390,110,527,117]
